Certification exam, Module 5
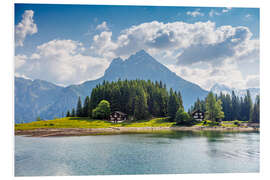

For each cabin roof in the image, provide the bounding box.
[191,109,204,115]
[111,111,127,116]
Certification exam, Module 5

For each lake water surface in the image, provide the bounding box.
[15,131,259,176]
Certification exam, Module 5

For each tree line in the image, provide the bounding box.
[188,90,260,123]
[66,79,184,121]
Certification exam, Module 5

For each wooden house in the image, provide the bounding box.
[192,110,204,121]
[109,111,128,123]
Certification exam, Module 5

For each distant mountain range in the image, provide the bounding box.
[15,50,209,123]
[210,83,260,101]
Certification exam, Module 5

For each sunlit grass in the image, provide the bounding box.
[15,117,176,131]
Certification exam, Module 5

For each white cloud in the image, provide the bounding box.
[15,54,27,69]
[90,31,117,59]
[246,75,260,88]
[166,60,247,90]
[209,9,221,17]
[91,21,257,65]
[245,14,252,19]
[15,20,259,89]
[15,39,109,86]
[222,7,232,13]
[186,9,204,17]
[96,21,109,31]
[15,10,38,47]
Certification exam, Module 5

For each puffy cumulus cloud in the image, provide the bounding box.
[112,21,221,57]
[15,39,109,86]
[177,26,255,65]
[166,60,247,90]
[96,21,109,31]
[91,21,257,64]
[90,31,117,59]
[15,54,27,69]
[15,10,38,47]
[87,20,259,89]
[186,9,204,17]
[246,75,260,88]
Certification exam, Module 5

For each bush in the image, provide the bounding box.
[233,120,240,126]
[92,100,111,119]
[175,108,192,125]
[36,117,42,121]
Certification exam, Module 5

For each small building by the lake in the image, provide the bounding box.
[109,111,128,123]
[192,110,204,121]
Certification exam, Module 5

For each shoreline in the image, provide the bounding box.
[15,126,259,137]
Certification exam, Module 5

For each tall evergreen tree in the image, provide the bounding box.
[76,96,83,117]
[245,90,253,121]
[231,91,240,120]
[167,88,180,121]
[251,95,260,123]
[66,110,70,117]
[134,87,149,120]
[82,96,90,117]
[205,92,224,122]
[71,108,76,117]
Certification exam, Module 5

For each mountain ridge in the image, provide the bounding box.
[210,83,260,101]
[15,50,208,123]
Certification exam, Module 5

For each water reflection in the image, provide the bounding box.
[15,131,259,176]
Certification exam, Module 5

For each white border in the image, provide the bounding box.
[2,0,270,180]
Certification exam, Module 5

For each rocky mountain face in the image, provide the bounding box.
[15,50,208,123]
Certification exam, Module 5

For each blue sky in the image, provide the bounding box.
[15,4,260,90]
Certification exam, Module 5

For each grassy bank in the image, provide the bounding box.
[15,117,176,131]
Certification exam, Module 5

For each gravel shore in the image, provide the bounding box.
[15,126,259,137]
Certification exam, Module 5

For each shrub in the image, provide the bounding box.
[36,116,42,121]
[233,120,240,126]
[175,107,192,125]
[92,100,111,119]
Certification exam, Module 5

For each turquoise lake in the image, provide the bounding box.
[15,131,259,176]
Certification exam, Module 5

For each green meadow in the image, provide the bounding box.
[15,117,176,131]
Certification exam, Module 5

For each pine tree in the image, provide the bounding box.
[134,87,149,120]
[66,110,70,117]
[205,92,224,122]
[71,108,76,117]
[231,91,240,120]
[167,88,180,121]
[82,96,90,117]
[251,95,260,123]
[76,97,83,117]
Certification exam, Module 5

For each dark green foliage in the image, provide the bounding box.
[243,90,253,121]
[88,79,180,120]
[82,96,90,117]
[133,87,149,120]
[66,110,70,117]
[92,100,111,119]
[76,97,83,117]
[168,88,182,121]
[205,92,224,122]
[233,120,240,126]
[231,91,240,120]
[66,79,184,121]
[36,116,42,121]
[189,90,259,123]
[175,107,191,125]
[251,95,260,123]
[71,108,76,117]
